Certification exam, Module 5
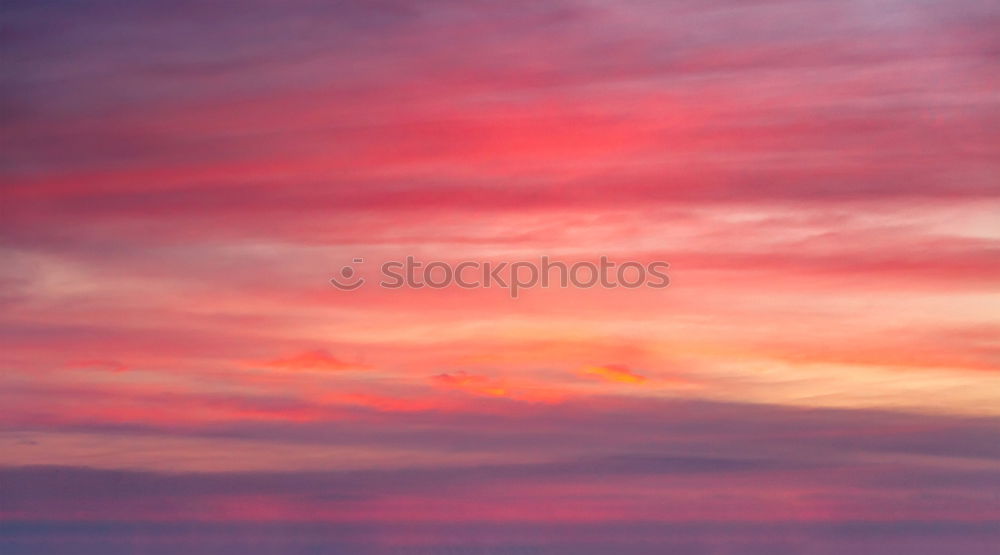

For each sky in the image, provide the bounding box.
[2,0,1000,553]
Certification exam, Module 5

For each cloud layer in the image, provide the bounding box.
[2,0,999,553]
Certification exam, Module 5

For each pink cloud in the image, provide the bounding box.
[253,350,369,372]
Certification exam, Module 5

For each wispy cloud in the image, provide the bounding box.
[3,0,999,553]
[252,350,368,372]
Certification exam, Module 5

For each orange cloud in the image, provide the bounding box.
[580,364,647,384]
[255,350,368,372]
[431,372,565,403]
[432,372,509,398]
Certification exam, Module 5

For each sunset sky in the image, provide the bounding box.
[2,1,999,553]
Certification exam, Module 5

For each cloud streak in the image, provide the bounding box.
[3,0,999,553]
